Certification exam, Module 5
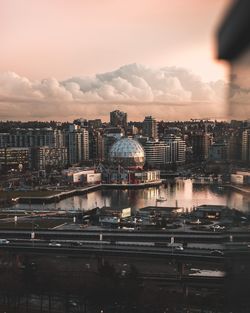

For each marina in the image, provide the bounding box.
[10,179,250,212]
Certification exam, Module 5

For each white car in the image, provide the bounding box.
[174,245,184,251]
[0,239,10,244]
[210,225,225,231]
[49,242,61,247]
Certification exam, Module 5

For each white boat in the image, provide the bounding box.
[156,196,167,202]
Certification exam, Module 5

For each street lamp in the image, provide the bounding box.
[171,235,174,255]
[14,215,18,228]
[31,219,36,247]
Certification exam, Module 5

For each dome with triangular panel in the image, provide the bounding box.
[109,138,145,168]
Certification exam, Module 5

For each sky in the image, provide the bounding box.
[0,0,230,121]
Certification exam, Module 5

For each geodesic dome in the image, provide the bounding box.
[109,138,145,168]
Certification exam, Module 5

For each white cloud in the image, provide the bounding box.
[0,64,226,120]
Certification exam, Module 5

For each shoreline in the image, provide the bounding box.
[13,180,163,204]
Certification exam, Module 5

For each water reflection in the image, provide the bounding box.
[12,179,250,212]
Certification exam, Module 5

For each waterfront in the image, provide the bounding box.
[12,179,250,212]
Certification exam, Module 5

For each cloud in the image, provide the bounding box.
[0,64,226,120]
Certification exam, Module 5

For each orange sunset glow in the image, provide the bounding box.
[0,0,230,121]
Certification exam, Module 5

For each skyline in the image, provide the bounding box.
[0,0,230,121]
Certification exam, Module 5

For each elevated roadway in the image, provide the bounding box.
[0,228,249,243]
[0,238,225,264]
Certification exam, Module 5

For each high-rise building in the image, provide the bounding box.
[88,119,102,129]
[0,133,10,148]
[142,116,158,139]
[164,134,186,164]
[242,129,250,162]
[103,127,124,161]
[0,128,64,149]
[67,125,89,165]
[0,147,31,173]
[89,130,104,162]
[104,136,118,161]
[31,147,68,171]
[143,140,169,166]
[81,128,89,162]
[126,125,139,136]
[191,131,210,161]
[110,110,127,128]
[143,135,186,167]
[208,142,228,161]
[104,127,124,140]
[68,129,82,165]
[228,132,242,161]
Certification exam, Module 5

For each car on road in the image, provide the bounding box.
[209,225,226,231]
[174,245,184,251]
[49,242,61,247]
[71,241,83,247]
[210,250,224,256]
[0,239,10,244]
[166,243,184,251]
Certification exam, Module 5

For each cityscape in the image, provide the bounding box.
[0,112,249,312]
[1,0,250,312]
[0,113,249,172]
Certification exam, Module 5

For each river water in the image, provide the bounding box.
[12,179,250,212]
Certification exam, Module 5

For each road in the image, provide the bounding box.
[0,228,249,243]
[0,229,228,240]
[0,228,248,262]
[0,237,226,264]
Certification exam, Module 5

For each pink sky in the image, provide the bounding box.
[0,0,229,80]
[0,0,231,121]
